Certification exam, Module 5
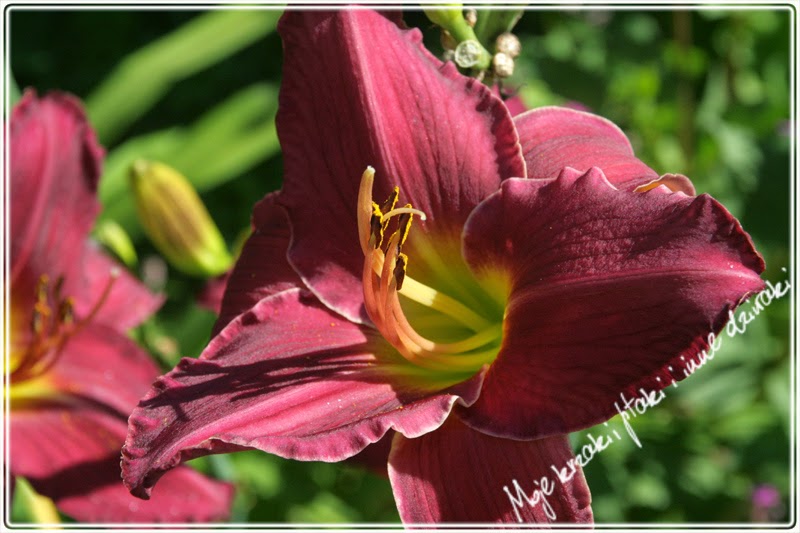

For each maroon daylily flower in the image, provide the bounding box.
[8,90,233,523]
[121,11,764,524]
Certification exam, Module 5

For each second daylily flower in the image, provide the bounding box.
[122,10,765,524]
[9,90,233,523]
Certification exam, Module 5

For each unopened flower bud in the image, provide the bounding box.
[495,32,521,58]
[455,40,483,68]
[423,5,464,30]
[93,219,138,268]
[129,159,233,278]
[464,9,477,28]
[440,30,457,52]
[493,52,515,78]
[425,5,492,71]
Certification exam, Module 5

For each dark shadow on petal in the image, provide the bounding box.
[28,454,122,501]
[138,343,384,421]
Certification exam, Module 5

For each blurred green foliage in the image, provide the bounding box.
[10,7,792,525]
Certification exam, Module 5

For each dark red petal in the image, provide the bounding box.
[388,416,593,524]
[514,106,659,189]
[213,195,303,335]
[345,430,394,477]
[71,243,164,331]
[460,170,765,439]
[276,10,524,323]
[491,85,528,117]
[11,403,232,523]
[45,323,162,418]
[122,288,483,499]
[11,90,104,286]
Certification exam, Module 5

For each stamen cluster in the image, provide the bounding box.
[357,167,501,373]
[12,271,118,383]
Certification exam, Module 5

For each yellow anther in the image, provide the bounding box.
[370,202,384,249]
[380,186,400,233]
[35,275,49,302]
[396,204,414,250]
[31,310,44,336]
[59,298,75,325]
[382,186,400,212]
[33,300,51,319]
[14,271,119,385]
[394,253,408,290]
[27,275,53,338]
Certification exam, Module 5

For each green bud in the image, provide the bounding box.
[422,5,464,30]
[424,5,492,71]
[455,40,485,68]
[495,32,521,58]
[93,219,138,268]
[129,159,233,277]
[492,51,515,78]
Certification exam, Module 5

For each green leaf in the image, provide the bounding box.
[543,26,575,61]
[733,69,765,105]
[622,14,660,44]
[168,83,278,176]
[764,362,791,431]
[8,72,21,110]
[287,492,360,523]
[86,10,281,143]
[10,477,61,524]
[92,219,139,268]
[696,66,729,125]
[676,366,758,417]
[97,83,280,240]
[153,304,217,361]
[679,456,726,497]
[627,472,671,509]
[169,83,279,189]
[233,451,283,498]
[710,404,778,444]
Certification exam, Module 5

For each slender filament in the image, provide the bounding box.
[357,167,501,372]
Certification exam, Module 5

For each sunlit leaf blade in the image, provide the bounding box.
[168,83,279,189]
[10,478,61,525]
[93,219,139,268]
[97,83,280,240]
[186,120,279,189]
[86,9,281,143]
[8,72,21,109]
